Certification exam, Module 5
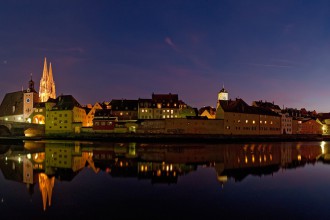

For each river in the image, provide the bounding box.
[0,140,329,219]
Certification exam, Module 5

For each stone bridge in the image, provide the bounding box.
[0,120,45,136]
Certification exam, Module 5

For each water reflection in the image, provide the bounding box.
[0,140,329,212]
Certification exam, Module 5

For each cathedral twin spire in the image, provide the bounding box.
[39,57,56,102]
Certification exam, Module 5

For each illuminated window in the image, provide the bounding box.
[265,121,267,124]
[171,110,173,114]
[252,120,255,124]
[157,103,162,108]
[260,121,263,124]
[167,110,169,113]
[142,109,145,113]
[270,121,273,124]
[245,120,248,123]
[238,120,241,123]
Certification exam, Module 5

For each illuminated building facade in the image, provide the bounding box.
[45,95,86,134]
[39,57,56,102]
[215,86,281,135]
[281,112,293,134]
[0,76,39,122]
[110,99,138,120]
[199,106,216,119]
[83,102,103,127]
[138,93,195,119]
[93,109,117,131]
[300,119,323,134]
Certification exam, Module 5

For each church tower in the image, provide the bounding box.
[39,57,56,102]
[216,85,228,108]
[24,74,39,121]
[215,84,228,119]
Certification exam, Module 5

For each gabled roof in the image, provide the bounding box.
[198,106,216,115]
[152,93,179,102]
[220,99,280,116]
[0,91,24,116]
[252,100,281,111]
[51,95,82,110]
[110,99,138,111]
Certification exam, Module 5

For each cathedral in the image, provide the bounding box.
[39,57,56,102]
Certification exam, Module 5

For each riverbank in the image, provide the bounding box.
[0,133,327,144]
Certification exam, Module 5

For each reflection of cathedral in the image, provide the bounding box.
[39,173,55,211]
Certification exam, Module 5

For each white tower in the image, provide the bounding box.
[218,84,228,101]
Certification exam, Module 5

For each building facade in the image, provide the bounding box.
[45,95,86,134]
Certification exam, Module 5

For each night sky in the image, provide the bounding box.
[1,0,330,112]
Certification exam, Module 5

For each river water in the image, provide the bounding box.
[0,140,329,219]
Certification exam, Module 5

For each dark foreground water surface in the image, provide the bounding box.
[0,140,330,219]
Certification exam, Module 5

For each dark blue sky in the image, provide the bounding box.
[1,0,330,112]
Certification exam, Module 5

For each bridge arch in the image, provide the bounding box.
[0,125,11,136]
[33,114,45,124]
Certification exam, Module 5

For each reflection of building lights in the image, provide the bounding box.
[141,165,144,172]
[259,155,262,163]
[120,161,123,167]
[157,170,161,176]
[264,155,267,162]
[245,155,248,164]
[166,165,169,171]
[298,155,301,161]
[321,141,325,154]
[270,154,273,161]
[252,155,255,163]
[170,164,173,171]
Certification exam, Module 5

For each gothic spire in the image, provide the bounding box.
[42,57,48,80]
[29,73,34,89]
[48,62,53,82]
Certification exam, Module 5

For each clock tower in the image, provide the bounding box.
[23,74,39,121]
